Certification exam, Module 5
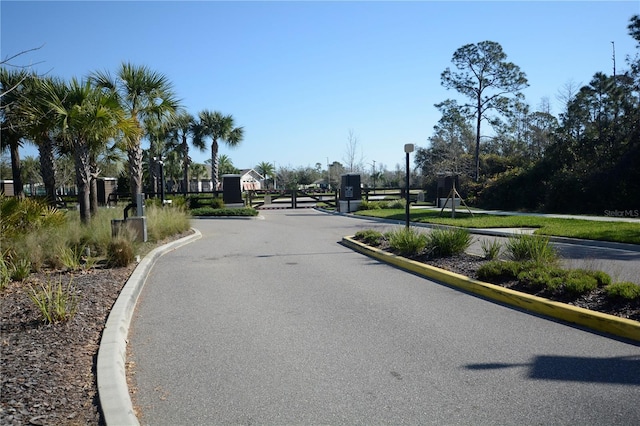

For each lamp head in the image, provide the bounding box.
[404,143,415,153]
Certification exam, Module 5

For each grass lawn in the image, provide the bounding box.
[355,209,640,245]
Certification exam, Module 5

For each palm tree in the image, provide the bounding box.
[91,63,178,199]
[255,161,275,189]
[46,78,133,223]
[189,163,207,192]
[0,68,30,198]
[216,154,239,175]
[166,111,202,195]
[193,110,244,190]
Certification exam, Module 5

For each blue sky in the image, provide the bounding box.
[2,1,638,173]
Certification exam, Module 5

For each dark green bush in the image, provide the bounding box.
[354,229,384,246]
[211,197,225,209]
[605,282,640,300]
[563,270,600,295]
[190,207,258,217]
[517,266,565,291]
[477,260,524,282]
[387,227,428,256]
[427,228,472,257]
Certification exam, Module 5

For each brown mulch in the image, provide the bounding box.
[1,266,135,425]
[2,233,638,425]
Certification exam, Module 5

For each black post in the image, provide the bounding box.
[159,161,165,206]
[405,151,410,229]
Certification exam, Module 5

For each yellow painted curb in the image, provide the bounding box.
[342,236,640,343]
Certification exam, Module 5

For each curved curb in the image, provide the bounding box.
[97,229,202,426]
[342,236,640,344]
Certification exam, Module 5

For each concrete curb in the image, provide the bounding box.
[97,229,202,426]
[341,236,640,344]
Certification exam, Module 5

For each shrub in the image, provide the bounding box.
[477,260,524,282]
[586,270,612,287]
[505,234,557,264]
[387,227,428,256]
[605,282,640,300]
[28,275,79,324]
[354,229,384,246]
[480,239,502,260]
[427,228,472,257]
[357,200,383,210]
[107,237,135,267]
[190,207,258,217]
[10,258,31,281]
[517,266,565,291]
[211,197,225,209]
[387,199,406,209]
[563,270,600,295]
[0,255,10,290]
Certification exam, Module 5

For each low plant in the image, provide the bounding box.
[211,197,225,209]
[426,228,472,257]
[563,270,600,295]
[354,229,384,246]
[0,255,10,290]
[480,239,502,260]
[517,266,565,291]
[477,260,526,283]
[605,282,640,300]
[505,234,557,264]
[190,207,258,217]
[146,203,191,241]
[10,258,32,281]
[107,237,135,267]
[387,227,428,256]
[28,275,79,324]
[59,245,87,271]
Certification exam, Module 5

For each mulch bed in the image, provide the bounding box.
[1,266,134,425]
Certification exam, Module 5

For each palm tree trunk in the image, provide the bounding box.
[73,140,91,224]
[38,135,57,205]
[9,142,24,198]
[128,143,144,199]
[211,139,219,191]
[182,135,189,197]
[89,156,99,217]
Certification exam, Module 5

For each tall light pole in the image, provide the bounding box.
[404,144,414,229]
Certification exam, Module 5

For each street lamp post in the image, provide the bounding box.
[154,157,165,206]
[404,144,414,229]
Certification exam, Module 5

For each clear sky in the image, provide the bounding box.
[2,1,638,173]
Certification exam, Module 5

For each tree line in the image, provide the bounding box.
[1,62,243,223]
[416,15,639,214]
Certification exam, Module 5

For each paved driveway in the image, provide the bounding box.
[129,209,640,425]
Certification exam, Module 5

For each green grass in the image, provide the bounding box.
[354,209,640,245]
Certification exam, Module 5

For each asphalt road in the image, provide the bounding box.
[129,209,640,425]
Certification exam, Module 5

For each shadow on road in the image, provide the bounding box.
[465,355,640,385]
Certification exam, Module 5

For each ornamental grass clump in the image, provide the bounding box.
[480,239,502,260]
[28,275,78,324]
[426,228,472,257]
[387,227,428,256]
[505,234,557,264]
[354,229,384,246]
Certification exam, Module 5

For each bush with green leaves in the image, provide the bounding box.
[190,207,258,217]
[426,228,472,257]
[28,275,79,324]
[480,239,502,260]
[354,229,384,246]
[605,282,640,300]
[505,234,557,263]
[477,260,527,283]
[211,197,225,209]
[387,227,428,256]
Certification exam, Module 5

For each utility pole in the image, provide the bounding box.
[612,41,616,78]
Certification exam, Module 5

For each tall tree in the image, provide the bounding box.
[46,78,133,223]
[193,110,244,190]
[255,161,275,189]
[91,63,178,198]
[0,68,30,198]
[165,111,201,195]
[441,41,528,180]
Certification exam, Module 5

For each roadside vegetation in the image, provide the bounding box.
[353,228,640,310]
[0,196,191,322]
[354,208,640,245]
